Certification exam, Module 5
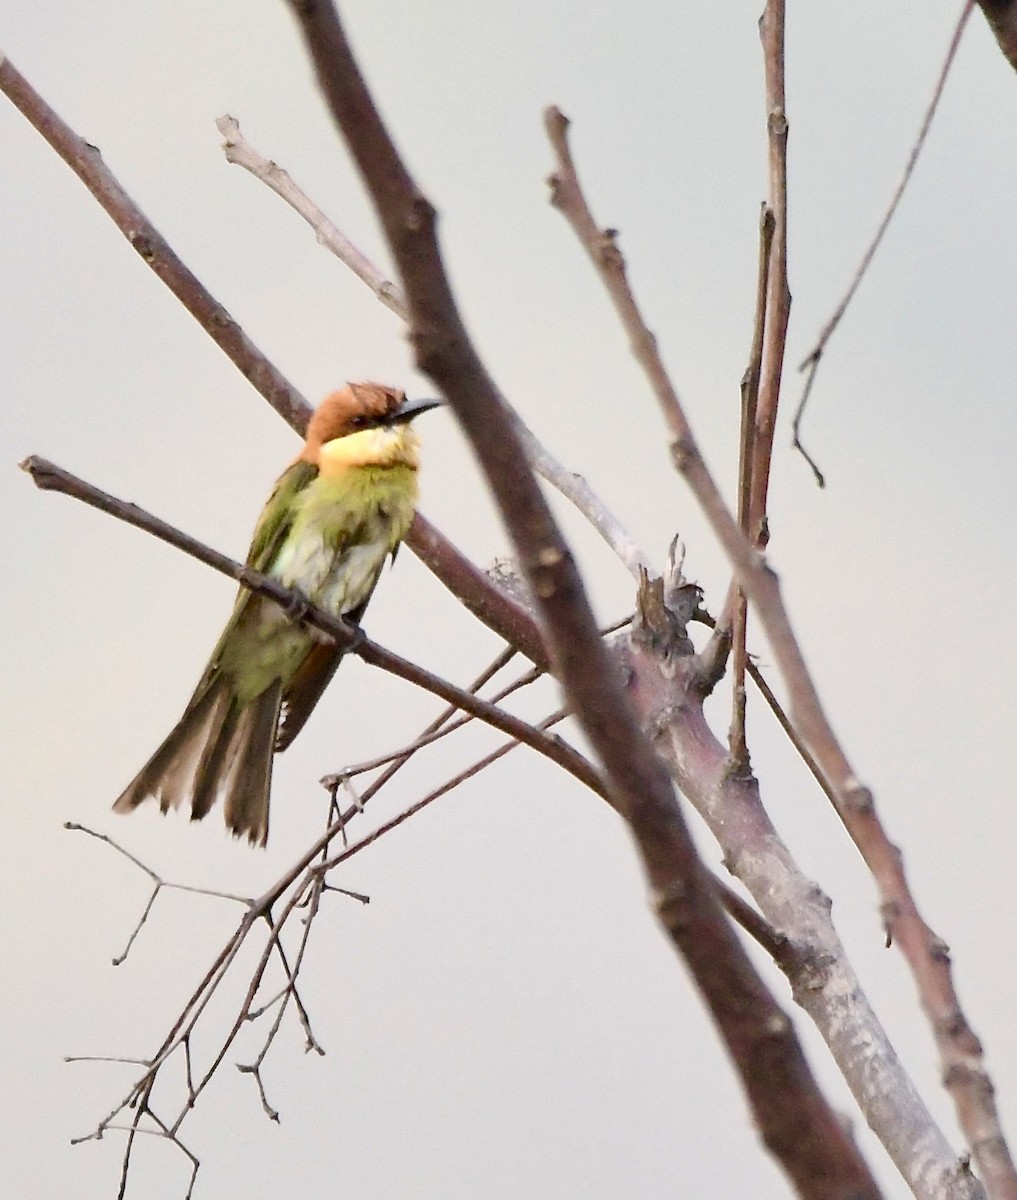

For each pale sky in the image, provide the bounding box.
[4,4,1017,1198]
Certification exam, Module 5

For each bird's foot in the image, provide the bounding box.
[280,588,337,646]
[281,586,312,623]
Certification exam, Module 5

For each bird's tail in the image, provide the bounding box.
[112,678,283,846]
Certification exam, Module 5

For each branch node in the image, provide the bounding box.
[841,778,874,815]
[668,435,697,473]
[929,934,952,965]
[649,878,690,927]
[632,570,695,661]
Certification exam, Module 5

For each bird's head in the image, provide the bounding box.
[301,382,443,472]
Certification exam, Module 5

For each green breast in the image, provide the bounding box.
[216,463,418,703]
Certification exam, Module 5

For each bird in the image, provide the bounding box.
[113,382,442,846]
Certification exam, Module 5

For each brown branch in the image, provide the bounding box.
[544,96,1012,1200]
[216,114,407,319]
[21,455,604,799]
[69,650,555,1183]
[747,0,792,525]
[696,604,837,808]
[738,206,775,540]
[325,664,793,968]
[0,55,310,434]
[64,823,251,964]
[282,7,883,1198]
[794,3,974,480]
[410,512,548,667]
[236,874,324,1122]
[0,51,551,681]
[625,646,985,1200]
[729,204,775,771]
[323,646,533,785]
[216,112,652,579]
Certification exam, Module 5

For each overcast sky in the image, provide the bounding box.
[4,4,1017,1198]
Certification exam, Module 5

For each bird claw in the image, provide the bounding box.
[282,587,312,622]
[278,591,364,654]
[279,588,337,646]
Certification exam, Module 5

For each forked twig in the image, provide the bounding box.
[544,85,1012,1200]
[793,3,975,482]
[216,113,652,579]
[284,4,886,1196]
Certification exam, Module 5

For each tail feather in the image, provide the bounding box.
[223,680,283,846]
[113,679,283,846]
[189,695,240,824]
[113,685,229,817]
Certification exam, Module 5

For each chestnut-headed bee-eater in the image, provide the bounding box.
[113,382,442,845]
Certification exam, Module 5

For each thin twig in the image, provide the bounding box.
[0,58,309,432]
[0,52,551,677]
[728,204,775,771]
[22,455,605,799]
[237,878,326,1121]
[322,655,539,786]
[216,113,652,579]
[545,96,1011,1200]
[748,1,792,529]
[283,7,885,1196]
[794,3,974,482]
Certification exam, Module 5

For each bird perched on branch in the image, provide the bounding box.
[113,382,442,845]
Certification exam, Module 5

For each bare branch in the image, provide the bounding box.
[728,203,776,771]
[22,455,603,798]
[794,3,974,476]
[544,94,1012,1200]
[324,656,543,787]
[282,6,884,1197]
[749,1,792,524]
[66,822,252,963]
[409,513,548,667]
[218,113,406,318]
[626,643,984,1200]
[0,56,309,432]
[0,52,554,676]
[216,112,652,579]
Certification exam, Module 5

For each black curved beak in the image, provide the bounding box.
[391,396,445,425]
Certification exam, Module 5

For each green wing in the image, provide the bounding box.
[245,458,319,573]
[186,459,319,704]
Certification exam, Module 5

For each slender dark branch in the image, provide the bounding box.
[321,714,789,965]
[0,54,309,433]
[739,205,775,541]
[0,51,552,675]
[748,1,792,526]
[217,112,653,580]
[21,455,605,798]
[793,3,974,478]
[320,707,572,871]
[744,662,837,806]
[728,204,775,771]
[237,877,324,1120]
[410,512,547,668]
[544,76,1013,1200]
[323,646,531,784]
[283,8,883,1198]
